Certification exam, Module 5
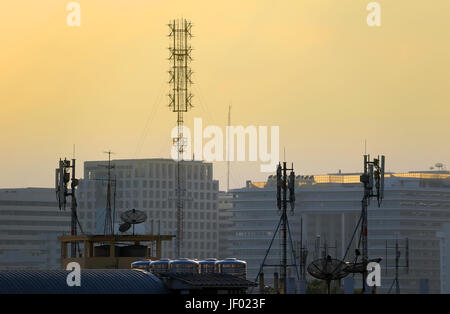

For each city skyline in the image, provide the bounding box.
[1,0,449,191]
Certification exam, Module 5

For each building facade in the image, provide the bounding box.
[218,191,234,259]
[0,188,70,270]
[77,158,219,260]
[229,171,450,293]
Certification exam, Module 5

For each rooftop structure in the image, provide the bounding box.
[0,269,167,294]
[58,234,174,269]
[0,269,255,294]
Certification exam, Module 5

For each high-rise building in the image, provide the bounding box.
[77,158,219,259]
[229,171,450,293]
[218,191,233,259]
[0,188,70,270]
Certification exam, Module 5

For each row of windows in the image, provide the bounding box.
[140,221,218,231]
[0,220,71,227]
[146,210,217,221]
[80,200,217,211]
[183,235,218,244]
[0,210,70,217]
[0,239,46,245]
[142,180,215,190]
[113,190,217,200]
[234,231,274,238]
[81,215,218,230]
[81,189,217,201]
[87,163,212,181]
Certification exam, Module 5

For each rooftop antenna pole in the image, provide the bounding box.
[100,150,115,235]
[112,173,117,236]
[251,162,298,294]
[227,104,231,192]
[386,237,409,294]
[70,159,77,256]
[168,18,193,258]
[55,158,79,257]
[282,162,288,293]
[359,154,385,293]
[279,162,296,293]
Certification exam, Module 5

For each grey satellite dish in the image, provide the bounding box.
[119,222,132,233]
[307,256,348,294]
[344,257,382,274]
[119,208,147,235]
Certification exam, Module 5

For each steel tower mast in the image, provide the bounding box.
[360,154,385,292]
[101,150,115,235]
[227,104,231,192]
[168,19,193,258]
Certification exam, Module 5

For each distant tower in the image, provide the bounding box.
[227,104,231,192]
[100,150,115,235]
[168,18,193,258]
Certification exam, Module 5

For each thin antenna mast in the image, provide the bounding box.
[252,162,299,294]
[359,154,385,293]
[99,150,115,235]
[55,158,79,257]
[386,237,409,294]
[227,104,231,192]
[168,18,193,258]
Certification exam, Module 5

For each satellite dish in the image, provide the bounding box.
[120,208,147,224]
[119,222,131,233]
[119,209,147,235]
[344,258,382,274]
[307,256,348,294]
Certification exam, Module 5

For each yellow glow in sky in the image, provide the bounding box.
[0,0,449,189]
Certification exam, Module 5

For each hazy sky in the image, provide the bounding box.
[1,0,449,190]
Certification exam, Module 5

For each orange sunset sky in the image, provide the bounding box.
[0,0,449,190]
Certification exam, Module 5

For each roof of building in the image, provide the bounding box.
[159,273,256,289]
[239,171,450,190]
[58,234,174,243]
[0,269,168,294]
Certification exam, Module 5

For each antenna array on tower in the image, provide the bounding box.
[168,18,193,258]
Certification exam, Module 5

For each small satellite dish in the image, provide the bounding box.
[344,258,382,274]
[119,209,147,234]
[119,222,131,233]
[120,208,147,224]
[307,256,348,294]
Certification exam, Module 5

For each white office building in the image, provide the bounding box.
[229,171,450,293]
[0,188,70,270]
[77,158,219,259]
